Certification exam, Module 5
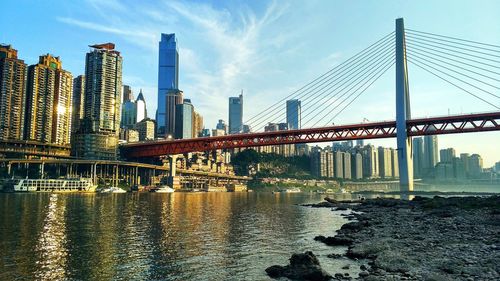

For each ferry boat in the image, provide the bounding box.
[98,186,127,193]
[13,178,97,192]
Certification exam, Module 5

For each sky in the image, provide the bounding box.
[1,0,499,166]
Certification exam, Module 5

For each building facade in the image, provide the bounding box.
[423,135,439,176]
[175,99,193,139]
[25,54,73,145]
[135,118,155,141]
[71,75,85,135]
[136,89,147,122]
[0,44,26,141]
[157,33,179,136]
[73,43,122,160]
[286,99,301,130]
[228,93,243,134]
[412,137,424,178]
[122,85,133,103]
[121,100,136,129]
[165,89,183,137]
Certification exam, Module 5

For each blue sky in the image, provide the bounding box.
[2,0,499,166]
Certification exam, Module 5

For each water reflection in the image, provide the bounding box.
[0,192,348,281]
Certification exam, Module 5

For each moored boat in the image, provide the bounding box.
[13,178,97,192]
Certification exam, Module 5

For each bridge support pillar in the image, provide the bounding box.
[395,18,414,193]
[167,155,180,189]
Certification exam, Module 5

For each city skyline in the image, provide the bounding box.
[1,1,499,165]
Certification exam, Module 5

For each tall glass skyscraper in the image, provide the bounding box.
[228,93,243,134]
[286,99,301,130]
[157,33,179,137]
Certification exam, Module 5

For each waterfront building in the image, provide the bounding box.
[334,151,344,179]
[362,145,379,178]
[468,154,483,178]
[200,128,210,137]
[310,149,334,178]
[242,124,251,133]
[192,111,203,138]
[157,33,179,136]
[135,118,155,141]
[119,128,139,143]
[453,157,466,179]
[71,75,85,135]
[228,93,243,134]
[175,99,193,139]
[286,99,301,130]
[423,135,439,176]
[351,153,363,179]
[343,152,351,179]
[356,140,364,147]
[378,147,392,178]
[216,119,228,134]
[412,137,424,178]
[73,43,122,160]
[136,89,147,122]
[391,148,399,178]
[0,44,27,141]
[123,85,133,103]
[164,89,183,138]
[440,148,456,163]
[25,54,73,145]
[436,162,454,180]
[460,153,470,176]
[495,161,500,173]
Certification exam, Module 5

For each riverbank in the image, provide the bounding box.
[267,196,500,280]
[318,196,500,280]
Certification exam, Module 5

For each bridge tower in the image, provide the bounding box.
[395,18,414,192]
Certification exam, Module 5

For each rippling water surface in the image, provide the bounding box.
[0,192,350,280]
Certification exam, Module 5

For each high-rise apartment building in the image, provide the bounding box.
[73,43,122,159]
[0,44,26,141]
[25,54,73,145]
[378,147,392,178]
[286,99,301,130]
[192,111,203,138]
[343,152,351,179]
[362,145,379,178]
[165,89,183,137]
[423,135,439,175]
[216,119,228,134]
[334,151,344,179]
[175,99,193,139]
[468,154,483,178]
[136,89,147,122]
[71,75,85,135]
[412,137,424,178]
[391,148,399,178]
[157,33,179,136]
[351,153,363,179]
[440,148,456,163]
[123,85,133,103]
[228,93,243,134]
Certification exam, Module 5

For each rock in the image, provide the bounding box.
[360,264,368,271]
[336,206,348,211]
[327,253,343,259]
[265,251,332,281]
[315,235,354,246]
[342,265,350,269]
[359,271,370,278]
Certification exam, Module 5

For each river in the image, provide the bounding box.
[0,192,352,281]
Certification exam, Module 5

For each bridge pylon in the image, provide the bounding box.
[395,18,414,192]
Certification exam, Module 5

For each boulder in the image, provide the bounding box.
[265,251,332,281]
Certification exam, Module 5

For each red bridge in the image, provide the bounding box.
[121,111,500,158]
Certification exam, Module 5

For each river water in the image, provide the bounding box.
[0,192,353,281]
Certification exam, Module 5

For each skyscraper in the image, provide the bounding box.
[229,93,243,134]
[73,43,122,159]
[0,44,26,141]
[362,145,379,178]
[439,148,456,163]
[378,147,392,178]
[25,54,73,145]
[175,99,193,139]
[286,99,301,130]
[216,119,228,134]
[157,33,179,136]
[192,111,203,138]
[122,85,134,103]
[71,75,85,135]
[412,137,424,178]
[121,99,136,129]
[423,135,439,175]
[136,89,147,122]
[135,118,155,141]
[165,89,183,137]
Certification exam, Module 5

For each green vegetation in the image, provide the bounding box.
[231,149,312,178]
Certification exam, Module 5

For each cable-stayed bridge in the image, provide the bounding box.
[122,19,500,191]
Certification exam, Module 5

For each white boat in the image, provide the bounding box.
[154,186,175,193]
[99,186,126,193]
[284,188,301,193]
[13,178,97,192]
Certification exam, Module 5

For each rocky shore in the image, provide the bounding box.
[267,196,500,280]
